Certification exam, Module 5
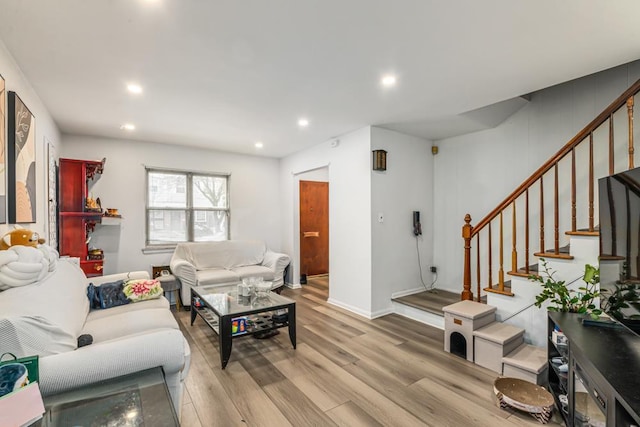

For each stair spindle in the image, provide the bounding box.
[499,211,504,292]
[609,114,615,175]
[488,222,493,290]
[539,177,545,253]
[476,235,481,302]
[628,97,635,169]
[554,163,559,254]
[571,149,576,232]
[525,189,530,274]
[606,177,617,256]
[511,200,517,273]
[589,133,595,232]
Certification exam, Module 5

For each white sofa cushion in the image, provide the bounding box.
[196,268,239,286]
[175,240,266,269]
[0,260,89,357]
[85,296,170,321]
[231,265,275,281]
[82,308,179,343]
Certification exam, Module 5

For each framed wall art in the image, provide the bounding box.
[0,74,6,223]
[7,91,36,223]
[47,138,58,247]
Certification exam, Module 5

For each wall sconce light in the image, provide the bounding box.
[372,149,387,171]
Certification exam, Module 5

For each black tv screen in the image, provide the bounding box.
[598,167,640,331]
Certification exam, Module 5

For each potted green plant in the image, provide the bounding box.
[529,258,602,318]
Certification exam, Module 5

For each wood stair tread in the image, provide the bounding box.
[508,263,540,278]
[533,251,574,260]
[392,289,460,316]
[484,281,514,297]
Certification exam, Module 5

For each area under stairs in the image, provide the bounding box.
[391,230,600,383]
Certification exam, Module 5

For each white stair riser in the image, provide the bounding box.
[487,234,599,347]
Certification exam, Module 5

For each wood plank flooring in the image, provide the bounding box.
[175,277,564,426]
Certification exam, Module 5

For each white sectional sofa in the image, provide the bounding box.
[170,240,290,307]
[0,258,190,416]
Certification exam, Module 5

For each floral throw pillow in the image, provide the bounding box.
[123,279,163,303]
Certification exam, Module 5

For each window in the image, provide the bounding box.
[146,168,229,246]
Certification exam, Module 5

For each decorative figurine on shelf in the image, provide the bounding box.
[0,229,45,250]
[85,196,102,212]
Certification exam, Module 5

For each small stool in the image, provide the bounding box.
[501,344,548,385]
[473,322,525,373]
[158,274,182,311]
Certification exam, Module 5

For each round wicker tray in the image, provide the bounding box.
[493,377,554,424]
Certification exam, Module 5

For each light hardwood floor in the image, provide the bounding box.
[175,277,563,426]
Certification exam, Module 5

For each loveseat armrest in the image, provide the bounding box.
[87,271,150,286]
[39,328,187,411]
[262,250,290,288]
[170,260,197,306]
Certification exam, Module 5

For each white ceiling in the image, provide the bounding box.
[0,1,639,158]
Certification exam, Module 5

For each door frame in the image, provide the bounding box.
[292,165,330,289]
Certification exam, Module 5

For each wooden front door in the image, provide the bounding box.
[300,180,329,277]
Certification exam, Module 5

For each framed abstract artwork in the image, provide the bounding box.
[0,74,6,223]
[7,91,36,223]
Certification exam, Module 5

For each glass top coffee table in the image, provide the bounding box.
[190,284,296,369]
[36,367,178,426]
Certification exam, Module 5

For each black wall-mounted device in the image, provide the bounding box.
[413,211,422,236]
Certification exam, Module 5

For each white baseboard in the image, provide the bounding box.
[391,287,428,299]
[285,282,302,289]
[327,298,374,319]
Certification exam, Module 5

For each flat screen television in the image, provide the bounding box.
[598,166,640,333]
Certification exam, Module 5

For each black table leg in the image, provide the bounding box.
[220,315,233,369]
[190,291,197,325]
[288,303,296,349]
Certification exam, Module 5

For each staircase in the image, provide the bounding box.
[393,80,640,376]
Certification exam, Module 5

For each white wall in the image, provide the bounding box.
[280,127,372,316]
[433,61,640,294]
[0,39,60,239]
[61,135,281,275]
[370,127,433,316]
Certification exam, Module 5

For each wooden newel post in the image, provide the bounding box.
[461,214,474,301]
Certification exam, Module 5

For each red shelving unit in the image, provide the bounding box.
[58,158,105,277]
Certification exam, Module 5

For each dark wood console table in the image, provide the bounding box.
[548,312,640,426]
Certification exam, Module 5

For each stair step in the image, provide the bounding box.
[508,263,540,278]
[474,322,525,373]
[533,250,574,260]
[565,230,599,236]
[600,254,626,261]
[565,225,599,236]
[502,344,548,385]
[484,281,514,297]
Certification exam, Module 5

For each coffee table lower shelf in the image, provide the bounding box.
[190,287,296,369]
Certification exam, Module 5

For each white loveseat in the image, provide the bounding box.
[170,240,290,307]
[0,258,190,415]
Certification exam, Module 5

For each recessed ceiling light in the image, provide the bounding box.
[127,83,143,94]
[120,123,136,131]
[255,141,264,149]
[381,75,397,87]
[298,118,309,127]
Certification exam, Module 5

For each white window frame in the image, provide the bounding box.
[145,167,230,248]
